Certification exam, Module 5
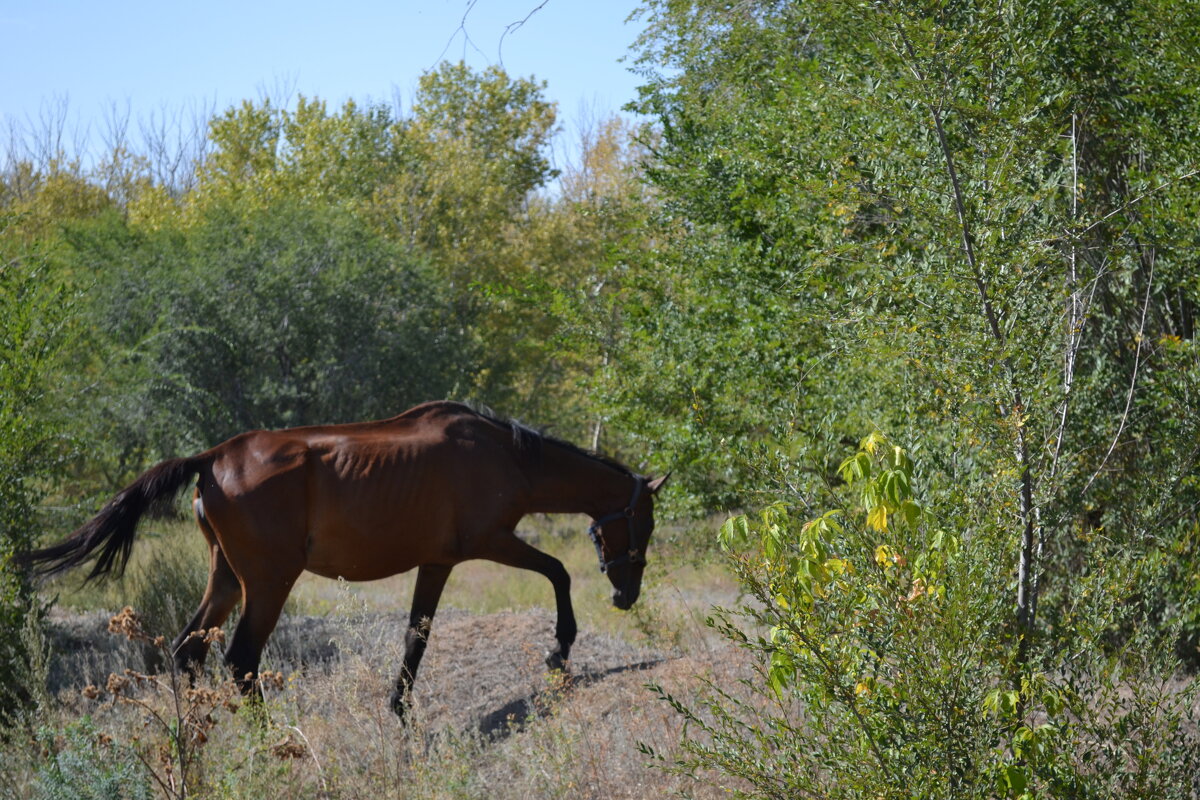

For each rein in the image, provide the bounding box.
[587,478,646,573]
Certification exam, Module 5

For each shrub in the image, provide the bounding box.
[0,253,71,720]
[33,718,154,800]
[653,435,1200,799]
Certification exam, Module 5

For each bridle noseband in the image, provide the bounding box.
[587,478,647,573]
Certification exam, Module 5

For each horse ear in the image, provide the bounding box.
[646,473,671,494]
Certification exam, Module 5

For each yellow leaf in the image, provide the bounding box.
[862,431,885,455]
[868,505,889,532]
[825,557,853,576]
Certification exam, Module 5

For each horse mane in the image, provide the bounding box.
[461,403,633,476]
[537,430,635,476]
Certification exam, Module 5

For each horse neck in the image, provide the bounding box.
[524,441,635,518]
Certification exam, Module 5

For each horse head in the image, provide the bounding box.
[591,473,670,610]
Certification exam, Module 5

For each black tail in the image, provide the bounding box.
[19,456,208,582]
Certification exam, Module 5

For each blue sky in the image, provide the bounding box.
[1,1,649,169]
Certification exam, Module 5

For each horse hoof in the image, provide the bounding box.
[544,651,567,672]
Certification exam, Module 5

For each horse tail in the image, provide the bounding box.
[19,455,211,582]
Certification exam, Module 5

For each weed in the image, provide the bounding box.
[32,718,154,800]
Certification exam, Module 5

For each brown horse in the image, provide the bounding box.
[20,401,667,717]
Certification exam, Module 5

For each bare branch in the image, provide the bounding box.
[1080,252,1156,496]
[432,0,487,69]
[499,0,552,66]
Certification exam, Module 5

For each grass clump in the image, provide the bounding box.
[31,718,154,800]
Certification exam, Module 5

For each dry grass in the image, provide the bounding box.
[20,605,749,799]
[285,514,738,649]
[11,514,748,799]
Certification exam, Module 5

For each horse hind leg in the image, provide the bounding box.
[198,481,307,695]
[392,563,452,720]
[172,497,241,677]
[223,567,301,695]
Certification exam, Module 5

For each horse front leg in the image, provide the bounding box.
[484,535,576,671]
[392,563,452,720]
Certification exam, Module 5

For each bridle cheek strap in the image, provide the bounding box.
[587,478,646,573]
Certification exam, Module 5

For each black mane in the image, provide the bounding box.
[465,404,634,476]
[539,429,635,476]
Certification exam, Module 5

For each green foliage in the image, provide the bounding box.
[716,436,1004,797]
[499,116,662,447]
[5,61,585,489]
[5,9,1200,797]
[398,62,558,276]
[0,250,71,718]
[41,202,472,474]
[625,1,1200,793]
[657,437,1200,799]
[117,201,470,450]
[626,0,1200,638]
[33,719,154,800]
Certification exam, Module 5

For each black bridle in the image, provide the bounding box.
[587,478,647,573]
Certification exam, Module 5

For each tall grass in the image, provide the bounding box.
[6,577,742,800]
[6,514,741,799]
[50,519,209,631]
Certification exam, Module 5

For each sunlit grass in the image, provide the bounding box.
[47,518,211,640]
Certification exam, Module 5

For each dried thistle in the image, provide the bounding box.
[108,606,148,642]
[258,670,286,691]
[124,668,152,686]
[184,687,223,706]
[269,733,308,760]
[106,673,131,695]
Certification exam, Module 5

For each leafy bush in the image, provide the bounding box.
[652,436,1200,799]
[60,201,477,469]
[0,252,71,719]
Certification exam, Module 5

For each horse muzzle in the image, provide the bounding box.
[611,586,639,610]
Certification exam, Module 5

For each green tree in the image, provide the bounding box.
[13,63,573,485]
[388,60,558,285]
[629,0,1200,794]
[61,200,473,464]
[499,115,659,444]
[629,0,1200,646]
[0,246,71,718]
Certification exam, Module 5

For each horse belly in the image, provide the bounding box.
[303,484,453,582]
